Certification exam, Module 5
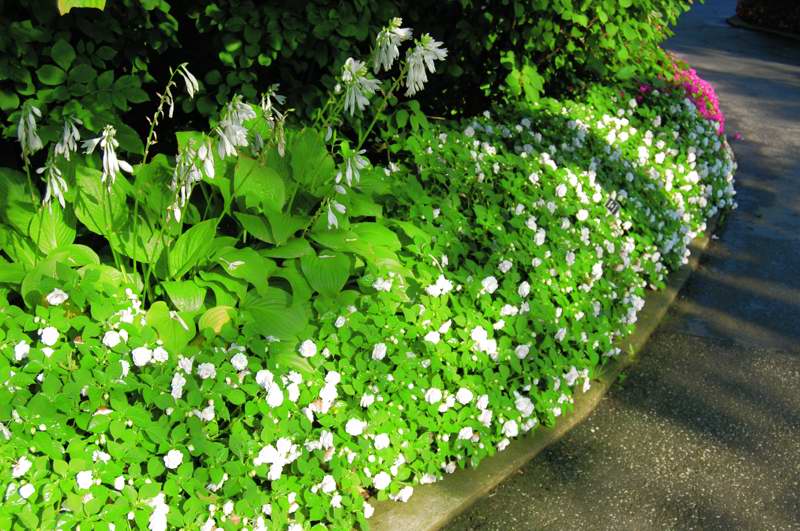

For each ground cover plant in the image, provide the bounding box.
[0,3,736,530]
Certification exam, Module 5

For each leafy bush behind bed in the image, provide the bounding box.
[1,0,695,152]
[0,81,735,529]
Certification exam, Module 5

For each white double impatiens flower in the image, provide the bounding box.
[163,449,183,469]
[83,125,133,187]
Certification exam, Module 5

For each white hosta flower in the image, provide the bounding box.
[345,418,367,436]
[197,362,216,380]
[327,203,339,229]
[339,148,370,187]
[373,471,391,490]
[405,34,448,96]
[38,327,59,346]
[76,470,94,490]
[299,339,317,358]
[54,116,82,160]
[215,95,256,159]
[14,341,30,362]
[341,58,381,115]
[17,103,43,156]
[12,456,32,478]
[176,63,199,99]
[83,125,132,187]
[163,449,183,469]
[373,18,412,72]
[38,158,68,209]
[231,352,248,371]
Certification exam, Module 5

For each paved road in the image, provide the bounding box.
[445,1,800,529]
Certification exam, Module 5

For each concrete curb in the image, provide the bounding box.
[369,214,722,531]
[726,15,800,42]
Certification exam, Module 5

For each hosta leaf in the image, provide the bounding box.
[300,251,351,298]
[161,280,207,312]
[28,206,76,254]
[168,219,218,279]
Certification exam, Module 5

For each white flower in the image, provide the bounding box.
[390,486,414,503]
[341,58,381,115]
[555,184,568,198]
[102,330,122,348]
[481,276,498,294]
[372,342,387,361]
[424,331,441,344]
[131,346,153,367]
[364,501,375,519]
[12,456,32,478]
[457,426,474,440]
[424,387,442,404]
[405,34,448,96]
[176,63,199,99]
[76,470,94,490]
[345,418,367,436]
[38,327,59,347]
[215,95,255,159]
[119,360,130,378]
[54,116,82,160]
[197,363,216,380]
[163,449,183,469]
[170,372,186,400]
[360,393,376,408]
[555,328,567,342]
[231,352,248,371]
[14,341,30,362]
[373,471,391,490]
[373,277,393,292]
[564,366,580,387]
[194,402,215,422]
[374,433,391,450]
[502,420,519,438]
[147,492,170,531]
[39,159,68,209]
[114,476,125,491]
[83,125,132,187]
[256,369,274,388]
[254,438,301,481]
[498,260,513,273]
[18,483,35,499]
[335,316,347,328]
[331,493,343,508]
[320,474,337,494]
[178,356,193,373]
[299,339,317,358]
[152,346,168,363]
[373,18,412,72]
[515,396,535,417]
[326,204,339,229]
[535,229,546,246]
[515,344,530,359]
[456,387,473,405]
[518,281,531,297]
[576,209,589,221]
[424,275,454,297]
[266,385,284,408]
[17,103,43,156]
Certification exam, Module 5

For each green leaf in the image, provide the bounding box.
[57,0,107,15]
[0,167,38,234]
[109,218,165,264]
[215,247,276,290]
[161,280,207,312]
[234,156,286,211]
[146,301,196,352]
[37,65,66,86]
[73,166,127,235]
[616,65,636,80]
[0,263,26,284]
[50,40,76,71]
[0,89,20,111]
[241,288,308,340]
[259,238,314,259]
[300,251,351,298]
[263,208,308,245]
[198,305,235,334]
[27,207,76,254]
[68,63,97,84]
[168,219,218,279]
[233,212,273,244]
[289,128,335,195]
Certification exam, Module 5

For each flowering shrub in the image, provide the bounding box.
[0,71,735,529]
[672,64,725,134]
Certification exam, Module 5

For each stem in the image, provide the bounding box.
[357,65,408,151]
